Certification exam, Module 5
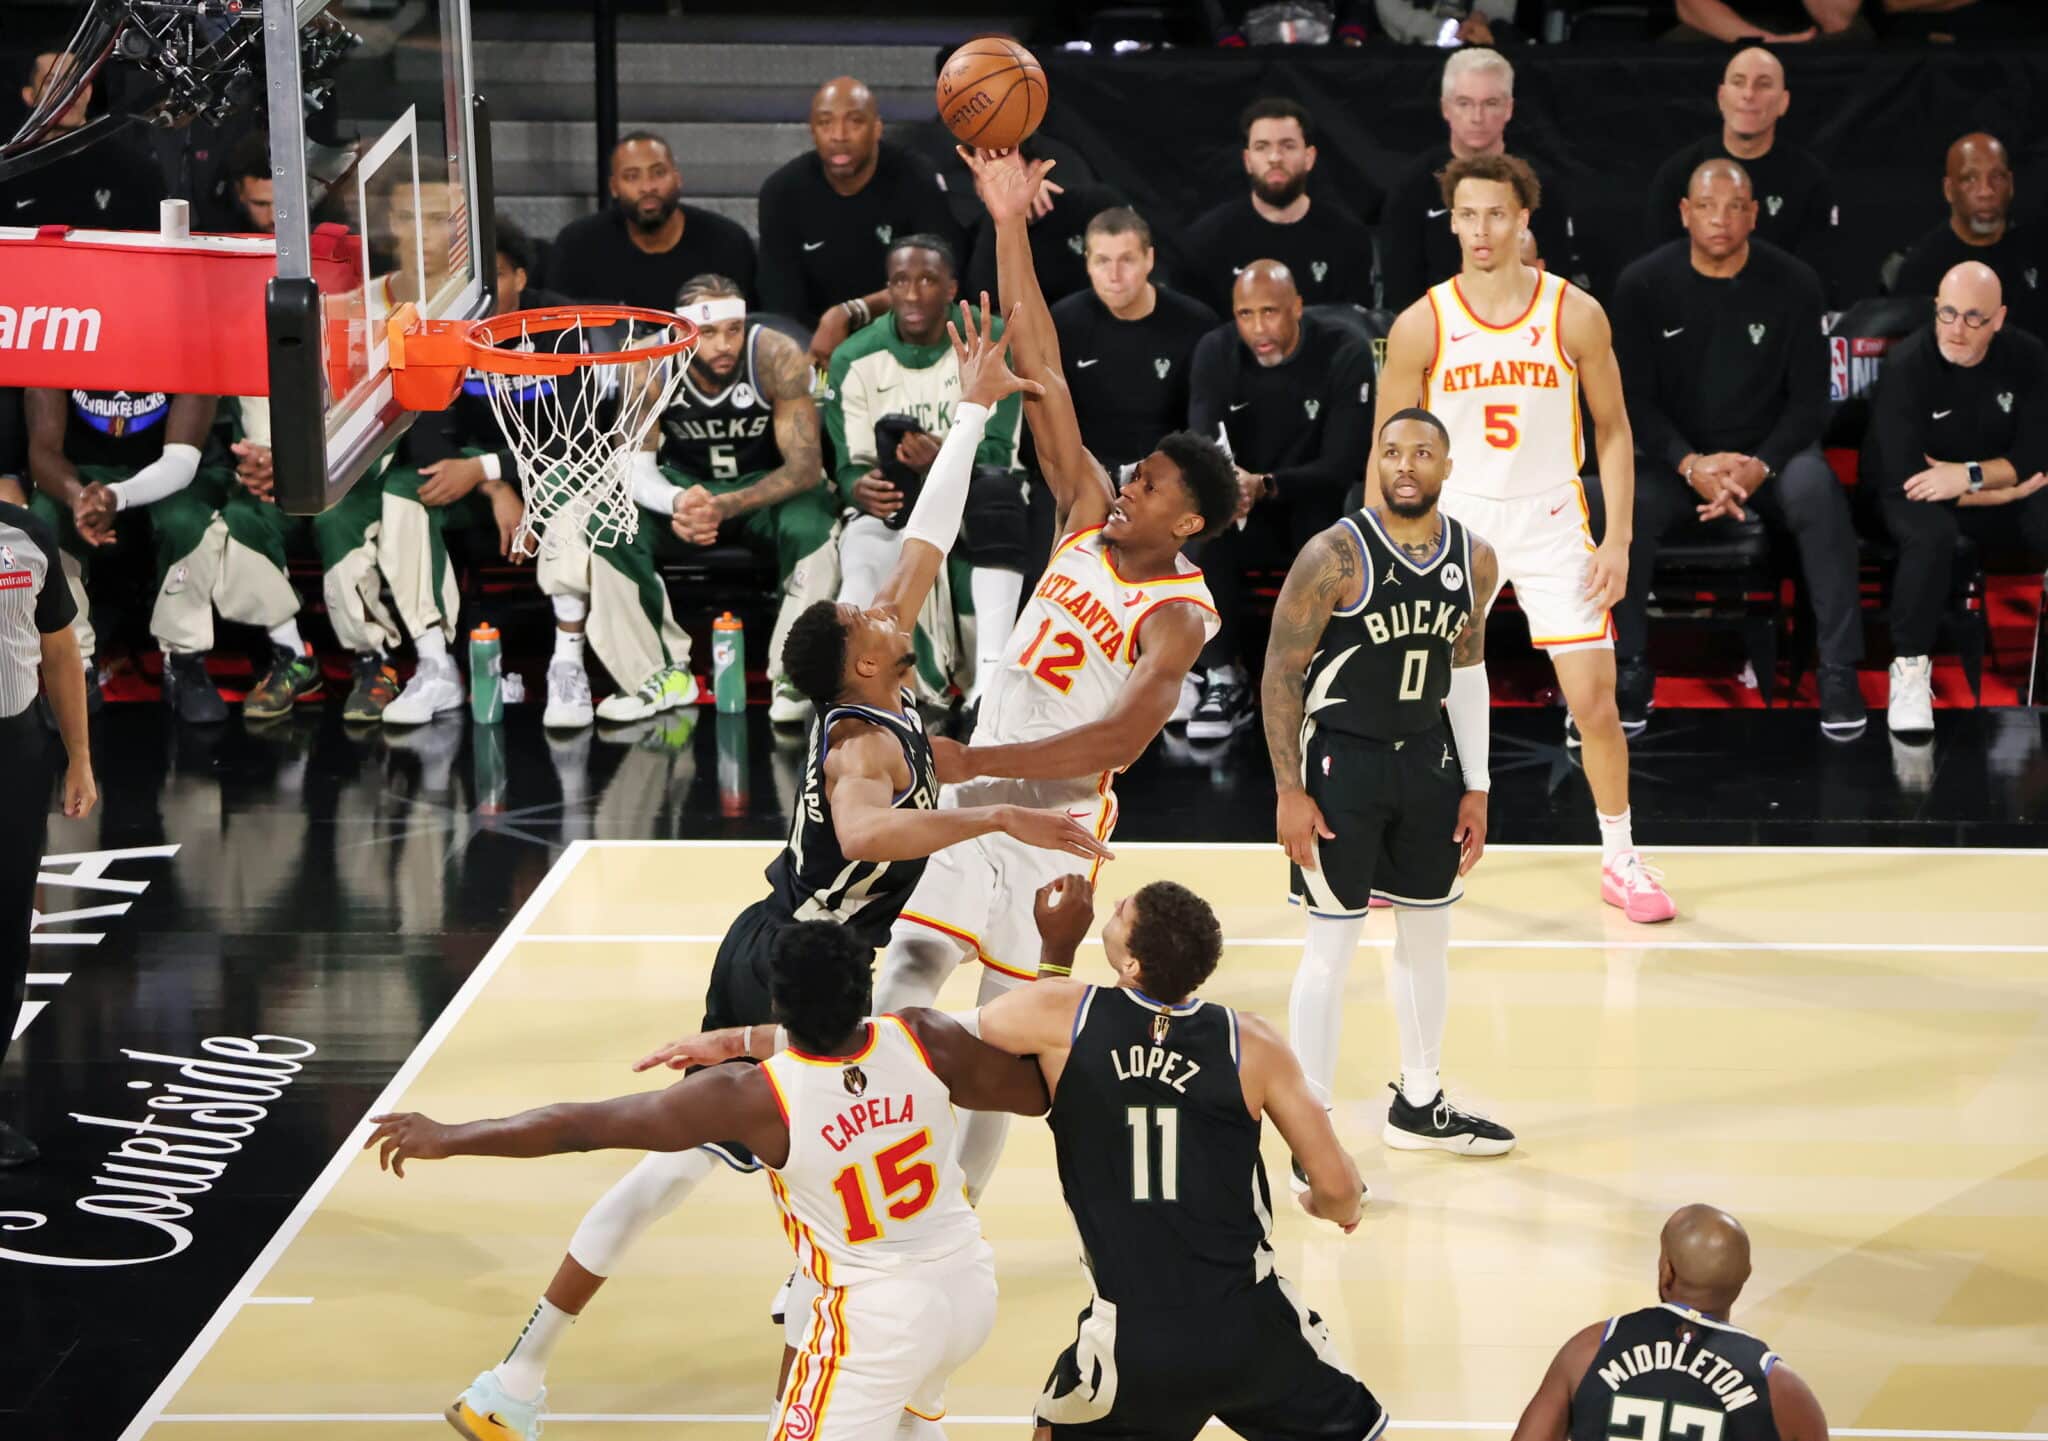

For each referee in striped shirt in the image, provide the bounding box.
[0,488,98,1166]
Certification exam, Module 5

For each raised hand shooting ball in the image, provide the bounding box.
[937,37,1048,152]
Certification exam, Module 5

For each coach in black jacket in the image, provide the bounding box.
[1611,159,1863,738]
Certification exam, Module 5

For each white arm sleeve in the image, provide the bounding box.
[898,401,989,555]
[110,443,202,511]
[630,450,681,514]
[1445,662,1491,793]
[945,1009,984,1039]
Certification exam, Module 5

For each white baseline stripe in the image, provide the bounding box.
[25,972,71,984]
[145,1417,2048,1438]
[122,840,595,1441]
[573,839,2048,857]
[241,1297,313,1305]
[516,934,2048,955]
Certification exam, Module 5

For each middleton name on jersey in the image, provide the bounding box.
[1590,1329,1766,1413]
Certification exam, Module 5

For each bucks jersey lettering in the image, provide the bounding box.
[1570,1305,1783,1441]
[766,691,939,949]
[1303,511,1475,742]
[658,324,783,481]
[1050,986,1271,1307]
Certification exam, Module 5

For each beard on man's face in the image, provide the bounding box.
[1253,171,1308,208]
[621,191,679,232]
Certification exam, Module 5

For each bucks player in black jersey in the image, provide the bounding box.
[1511,1205,1829,1441]
[1262,406,1515,1162]
[565,272,840,727]
[445,303,1112,1441]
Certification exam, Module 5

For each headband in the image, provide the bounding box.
[679,296,746,326]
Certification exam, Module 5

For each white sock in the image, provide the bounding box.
[415,629,449,664]
[1291,913,1364,1109]
[554,627,585,665]
[494,1297,574,1401]
[957,966,1024,1204]
[1388,905,1451,1106]
[968,567,1023,700]
[267,618,305,654]
[1598,808,1634,864]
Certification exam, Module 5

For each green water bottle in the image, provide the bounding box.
[712,611,746,714]
[717,707,750,817]
[469,622,503,723]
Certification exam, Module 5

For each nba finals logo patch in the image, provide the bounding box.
[1154,357,1171,379]
[842,1065,868,1097]
[1150,1013,1171,1044]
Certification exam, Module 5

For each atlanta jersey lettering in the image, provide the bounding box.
[973,526,1218,750]
[1424,270,1584,499]
[760,1017,982,1286]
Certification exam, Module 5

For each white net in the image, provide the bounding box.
[476,312,695,559]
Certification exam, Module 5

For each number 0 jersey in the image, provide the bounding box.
[656,323,784,481]
[760,1016,983,1286]
[1423,269,1584,500]
[1569,1304,1783,1441]
[1302,509,1476,744]
[972,524,1219,762]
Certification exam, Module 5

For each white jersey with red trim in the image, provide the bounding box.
[972,525,1219,751]
[761,1016,983,1288]
[1423,268,1585,501]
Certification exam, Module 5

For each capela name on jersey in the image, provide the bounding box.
[821,1090,917,1153]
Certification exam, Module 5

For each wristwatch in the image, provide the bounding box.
[1967,461,1986,494]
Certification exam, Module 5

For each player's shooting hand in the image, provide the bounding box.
[949,296,1046,411]
[1034,874,1097,955]
[1453,791,1488,876]
[931,735,977,784]
[1276,788,1334,871]
[809,305,854,368]
[894,430,943,472]
[1001,805,1114,863]
[673,485,722,545]
[419,456,487,507]
[959,147,1059,226]
[852,470,904,519]
[633,1028,748,1072]
[364,1112,453,1177]
[1582,538,1627,610]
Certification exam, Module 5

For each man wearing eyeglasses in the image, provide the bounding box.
[1863,261,2048,736]
[1379,48,1576,312]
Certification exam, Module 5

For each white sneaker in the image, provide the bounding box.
[542,659,593,730]
[382,655,464,726]
[768,678,811,726]
[596,664,701,723]
[1170,671,1202,725]
[1886,655,1934,736]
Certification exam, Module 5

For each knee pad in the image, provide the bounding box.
[958,466,1028,570]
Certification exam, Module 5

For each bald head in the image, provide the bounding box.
[1725,46,1783,89]
[1231,260,1304,367]
[1683,159,1756,266]
[1687,158,1753,201]
[1658,1205,1752,1314]
[1934,260,2006,366]
[1943,132,2012,240]
[811,76,882,186]
[1718,47,1789,147]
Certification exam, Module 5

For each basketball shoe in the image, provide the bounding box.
[1601,850,1676,923]
[542,658,593,729]
[244,644,322,720]
[446,1370,545,1441]
[1382,1084,1515,1156]
[596,664,700,722]
[383,654,465,726]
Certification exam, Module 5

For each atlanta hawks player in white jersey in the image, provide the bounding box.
[367,920,1049,1441]
[1374,152,1674,923]
[869,148,1242,1202]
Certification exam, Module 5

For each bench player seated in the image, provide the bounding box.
[368,920,1051,1441]
[1510,1205,1829,1441]
[1263,407,1515,1158]
[551,272,838,727]
[22,387,265,721]
[871,148,1239,1205]
[377,220,543,727]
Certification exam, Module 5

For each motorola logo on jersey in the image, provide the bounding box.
[0,303,102,352]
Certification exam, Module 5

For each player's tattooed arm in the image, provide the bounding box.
[711,330,825,519]
[1261,526,1358,794]
[1452,536,1499,668]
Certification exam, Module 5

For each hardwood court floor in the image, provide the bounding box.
[128,842,2048,1440]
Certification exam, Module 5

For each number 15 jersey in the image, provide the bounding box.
[1423,269,1584,500]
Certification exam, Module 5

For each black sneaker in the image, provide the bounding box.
[1817,664,1868,741]
[1186,670,1251,742]
[161,652,228,723]
[1382,1083,1516,1157]
[0,1121,41,1168]
[1617,658,1654,736]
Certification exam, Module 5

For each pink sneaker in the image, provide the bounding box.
[1602,851,1676,923]
[1369,896,1392,910]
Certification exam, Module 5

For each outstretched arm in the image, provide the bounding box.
[961,146,1113,536]
[899,1008,1050,1116]
[950,602,1206,781]
[1261,526,1359,868]
[365,1063,783,1176]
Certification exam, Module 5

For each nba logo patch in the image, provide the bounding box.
[1828,336,1849,403]
[1321,754,1332,776]
[165,563,189,596]
[0,545,13,568]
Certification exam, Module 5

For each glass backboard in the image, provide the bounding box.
[267,0,493,515]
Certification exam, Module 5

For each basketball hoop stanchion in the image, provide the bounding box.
[388,302,697,560]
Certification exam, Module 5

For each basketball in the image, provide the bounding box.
[936,37,1047,152]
